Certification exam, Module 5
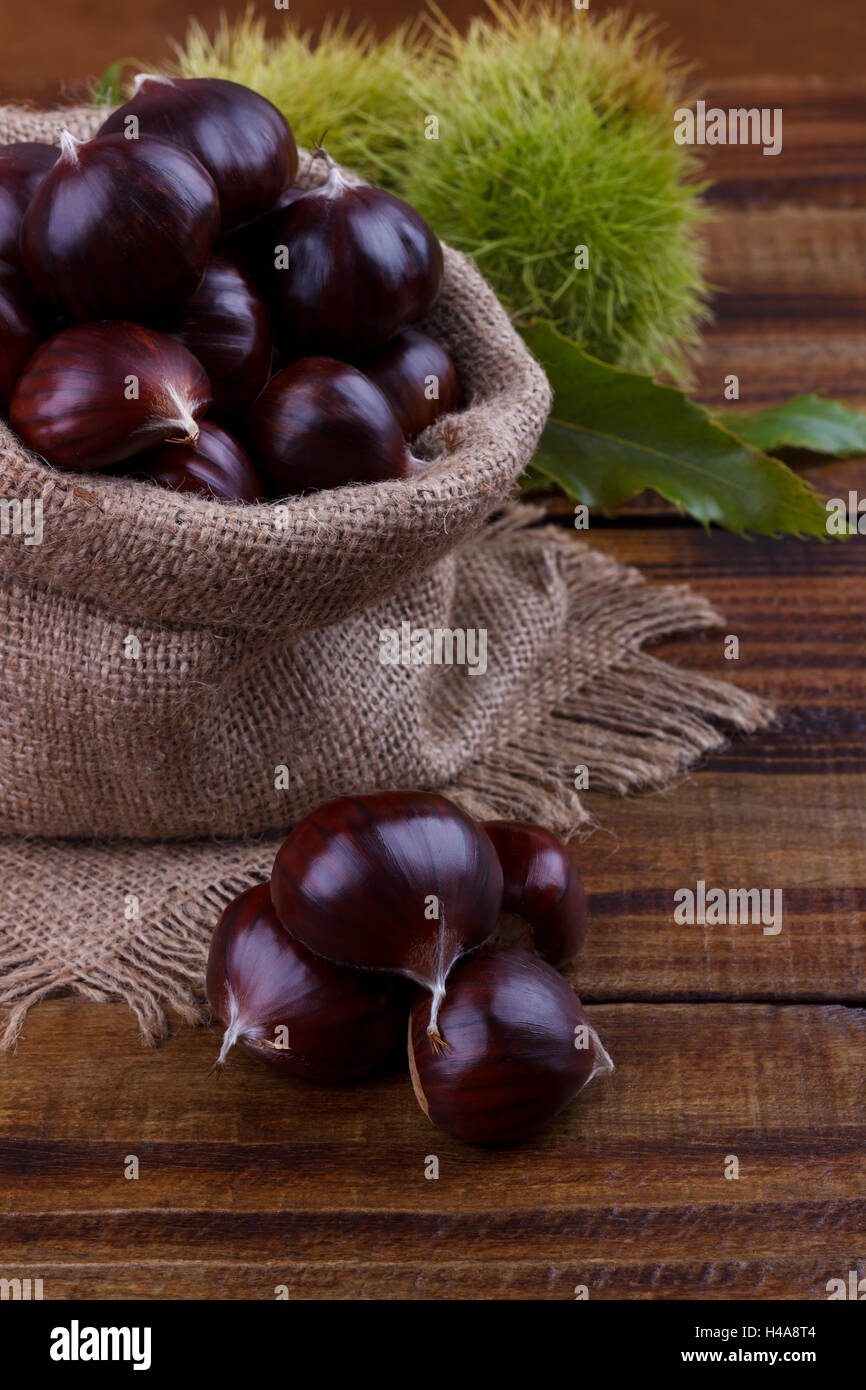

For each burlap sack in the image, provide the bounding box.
[0,106,771,1046]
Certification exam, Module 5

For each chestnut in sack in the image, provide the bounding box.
[207,883,407,1083]
[409,945,613,1144]
[246,358,425,497]
[120,421,263,503]
[358,329,463,441]
[218,184,308,280]
[0,261,39,414]
[9,321,212,471]
[270,791,504,1046]
[0,141,58,270]
[154,256,273,418]
[257,150,443,359]
[97,74,298,231]
[20,130,220,322]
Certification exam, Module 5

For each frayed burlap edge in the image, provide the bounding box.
[446,509,772,832]
[0,510,773,1051]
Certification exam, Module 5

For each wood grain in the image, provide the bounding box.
[696,205,866,406]
[0,1000,862,1299]
[701,80,866,208]
[3,3,866,105]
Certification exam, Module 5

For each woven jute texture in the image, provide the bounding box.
[0,106,772,1047]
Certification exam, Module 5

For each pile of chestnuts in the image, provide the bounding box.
[0,76,463,501]
[207,791,613,1145]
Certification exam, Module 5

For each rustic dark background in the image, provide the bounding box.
[1,0,865,101]
[1,2,865,1302]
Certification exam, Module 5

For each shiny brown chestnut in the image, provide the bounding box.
[271,791,504,1047]
[97,74,297,231]
[20,130,220,321]
[483,820,588,967]
[246,357,425,497]
[218,184,308,280]
[0,261,38,414]
[409,944,613,1144]
[258,150,443,359]
[120,421,263,503]
[0,142,58,270]
[359,329,463,440]
[153,256,272,417]
[9,321,212,471]
[207,883,407,1083]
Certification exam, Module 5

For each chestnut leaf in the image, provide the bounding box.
[520,320,829,538]
[722,394,866,458]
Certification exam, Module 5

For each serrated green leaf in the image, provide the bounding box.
[726,394,866,457]
[520,321,829,537]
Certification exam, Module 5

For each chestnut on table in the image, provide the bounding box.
[208,791,607,1146]
[409,945,612,1145]
[207,884,407,1085]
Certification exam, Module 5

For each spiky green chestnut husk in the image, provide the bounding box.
[173,1,708,382]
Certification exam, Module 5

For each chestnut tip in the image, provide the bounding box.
[57,129,82,166]
[427,1027,450,1055]
[132,72,174,94]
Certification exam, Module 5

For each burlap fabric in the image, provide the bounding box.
[0,106,771,1047]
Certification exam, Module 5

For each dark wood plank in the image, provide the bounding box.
[696,206,866,406]
[4,3,866,106]
[0,999,862,1298]
[553,525,866,999]
[701,80,866,207]
[0,1257,858,1300]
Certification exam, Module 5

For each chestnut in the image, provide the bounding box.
[246,357,423,497]
[0,141,58,270]
[153,256,273,417]
[271,791,504,1046]
[483,820,588,967]
[409,945,613,1144]
[358,329,463,440]
[217,184,308,281]
[119,422,264,503]
[207,883,407,1083]
[97,75,298,231]
[9,321,212,471]
[0,261,38,414]
[256,150,443,359]
[20,131,220,322]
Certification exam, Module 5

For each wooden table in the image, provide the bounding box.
[1,77,864,1302]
